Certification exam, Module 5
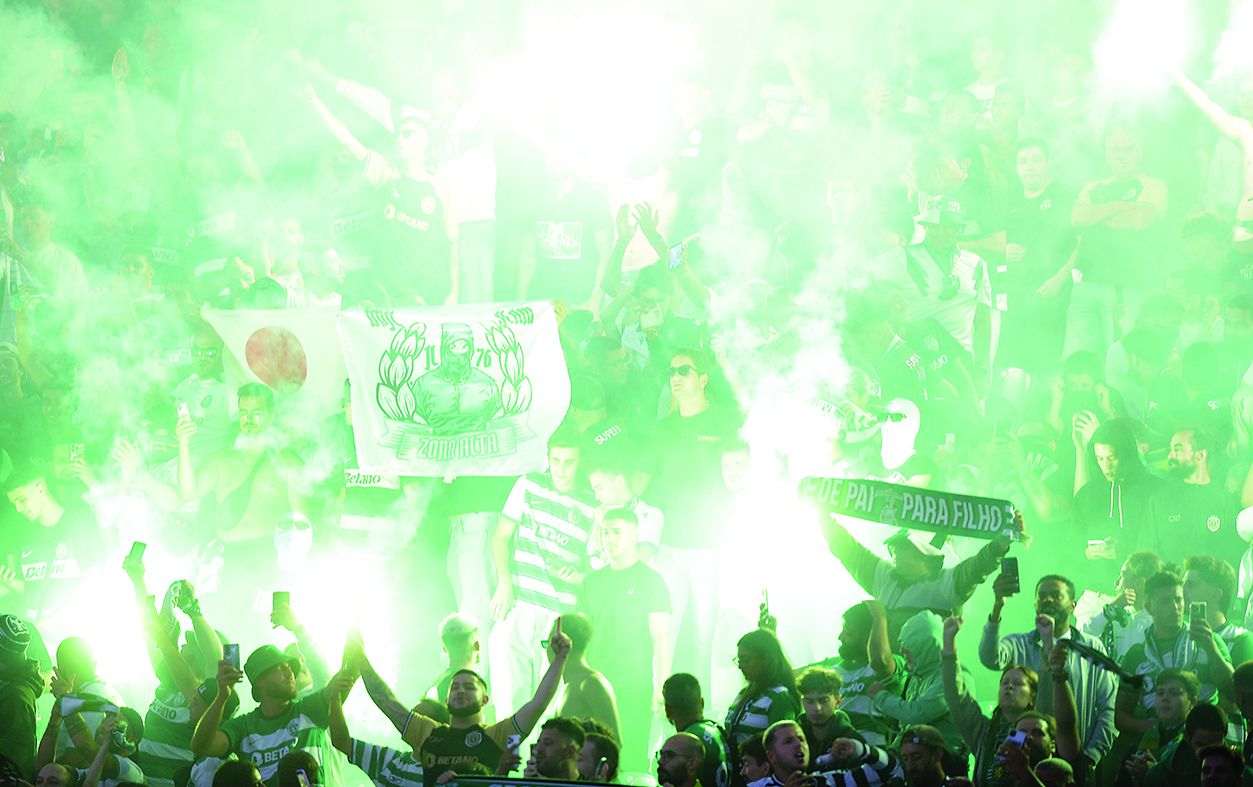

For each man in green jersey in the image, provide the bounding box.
[662,673,732,787]
[354,618,572,786]
[1116,571,1234,740]
[191,645,355,786]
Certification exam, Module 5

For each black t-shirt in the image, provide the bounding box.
[374,177,452,304]
[1003,181,1077,303]
[579,561,670,689]
[648,404,743,548]
[2,501,101,620]
[526,181,612,304]
[416,720,515,786]
[1145,481,1243,562]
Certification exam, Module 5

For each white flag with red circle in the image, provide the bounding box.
[202,308,346,419]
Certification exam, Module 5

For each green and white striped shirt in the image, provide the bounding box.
[725,685,801,746]
[137,681,220,787]
[351,739,425,787]
[504,474,595,613]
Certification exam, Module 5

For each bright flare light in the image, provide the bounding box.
[1093,0,1191,98]
[1214,0,1253,80]
[485,5,696,182]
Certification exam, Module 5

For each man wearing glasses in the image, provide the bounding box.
[649,349,743,696]
[171,324,231,459]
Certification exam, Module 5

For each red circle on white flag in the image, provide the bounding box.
[245,327,308,392]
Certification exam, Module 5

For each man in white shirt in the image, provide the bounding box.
[879,198,993,371]
[16,201,87,297]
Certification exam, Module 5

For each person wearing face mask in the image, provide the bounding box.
[942,616,1045,787]
[981,574,1117,767]
[870,612,968,775]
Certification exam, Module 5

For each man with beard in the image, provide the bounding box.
[140,383,296,549]
[354,621,572,786]
[524,718,583,780]
[191,646,356,786]
[171,324,232,459]
[897,725,960,787]
[746,720,902,787]
[412,324,502,436]
[801,603,904,747]
[657,732,705,787]
[980,574,1117,767]
[1144,429,1242,560]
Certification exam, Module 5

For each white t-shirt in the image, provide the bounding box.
[879,244,992,353]
[26,242,87,294]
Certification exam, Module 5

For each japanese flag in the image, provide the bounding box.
[202,308,345,419]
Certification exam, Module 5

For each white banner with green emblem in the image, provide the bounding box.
[338,302,571,476]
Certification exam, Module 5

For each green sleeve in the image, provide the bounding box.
[219,714,245,755]
[1230,632,1253,666]
[767,690,800,725]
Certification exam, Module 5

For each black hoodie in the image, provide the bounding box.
[0,657,45,779]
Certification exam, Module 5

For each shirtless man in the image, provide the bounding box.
[555,613,621,744]
[131,383,299,591]
[1175,68,1253,250]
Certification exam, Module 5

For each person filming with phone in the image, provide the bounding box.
[980,571,1116,767]
[190,644,356,787]
[941,616,1056,787]
[1115,572,1233,740]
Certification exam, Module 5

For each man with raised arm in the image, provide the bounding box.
[190,647,355,787]
[980,572,1116,766]
[353,618,572,786]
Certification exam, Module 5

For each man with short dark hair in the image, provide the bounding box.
[1146,429,1243,560]
[191,646,354,786]
[579,507,671,771]
[1121,668,1200,784]
[1117,572,1234,739]
[578,732,619,783]
[356,622,571,786]
[1141,703,1229,787]
[749,720,901,787]
[662,673,732,787]
[489,431,596,714]
[1183,556,1253,666]
[527,718,584,780]
[795,669,864,770]
[997,138,1077,377]
[981,573,1116,764]
[1197,744,1243,787]
[1,463,102,636]
[656,732,704,787]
